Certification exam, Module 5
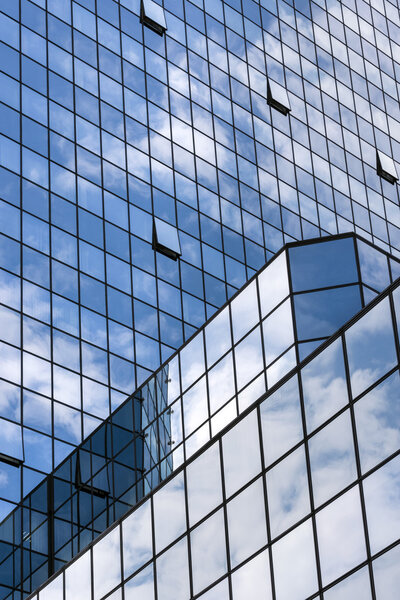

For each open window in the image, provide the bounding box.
[376,150,398,184]
[0,420,23,467]
[140,0,167,35]
[75,448,110,498]
[153,218,181,260]
[267,79,291,115]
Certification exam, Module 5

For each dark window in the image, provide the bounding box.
[141,0,167,35]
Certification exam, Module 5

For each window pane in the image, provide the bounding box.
[153,471,186,552]
[346,297,397,399]
[190,509,227,594]
[302,337,348,432]
[227,478,267,568]
[316,487,366,585]
[222,410,261,498]
[186,442,222,526]
[272,519,318,600]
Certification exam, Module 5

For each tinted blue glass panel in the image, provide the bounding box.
[289,238,358,292]
[294,285,362,341]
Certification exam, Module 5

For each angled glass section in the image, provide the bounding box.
[376,150,398,184]
[153,218,181,260]
[140,0,167,35]
[267,80,291,116]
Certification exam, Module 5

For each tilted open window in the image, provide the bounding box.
[0,420,23,467]
[267,79,291,115]
[141,0,167,35]
[376,150,398,184]
[153,218,181,260]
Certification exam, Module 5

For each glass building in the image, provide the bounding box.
[0,0,399,597]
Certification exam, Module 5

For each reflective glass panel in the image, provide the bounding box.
[272,519,318,600]
[186,442,222,526]
[357,240,390,292]
[316,487,366,585]
[346,297,397,399]
[234,327,263,391]
[227,478,267,568]
[124,564,154,600]
[123,501,152,579]
[302,338,348,432]
[93,526,121,600]
[231,550,272,600]
[309,410,357,507]
[222,410,261,498]
[373,545,400,600]
[153,471,186,552]
[65,551,91,600]
[156,537,190,600]
[289,238,358,292]
[323,567,372,600]
[208,352,235,414]
[354,372,400,473]
[363,455,400,555]
[258,252,289,318]
[260,376,303,466]
[191,509,227,594]
[263,299,294,365]
[205,307,231,367]
[231,281,259,343]
[294,285,362,341]
[266,445,310,539]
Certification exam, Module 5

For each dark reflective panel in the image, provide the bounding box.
[289,238,358,292]
[302,337,348,432]
[354,372,400,473]
[294,285,362,341]
[346,297,398,399]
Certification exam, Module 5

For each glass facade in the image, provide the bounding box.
[0,0,400,597]
[28,276,400,600]
[4,232,397,598]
